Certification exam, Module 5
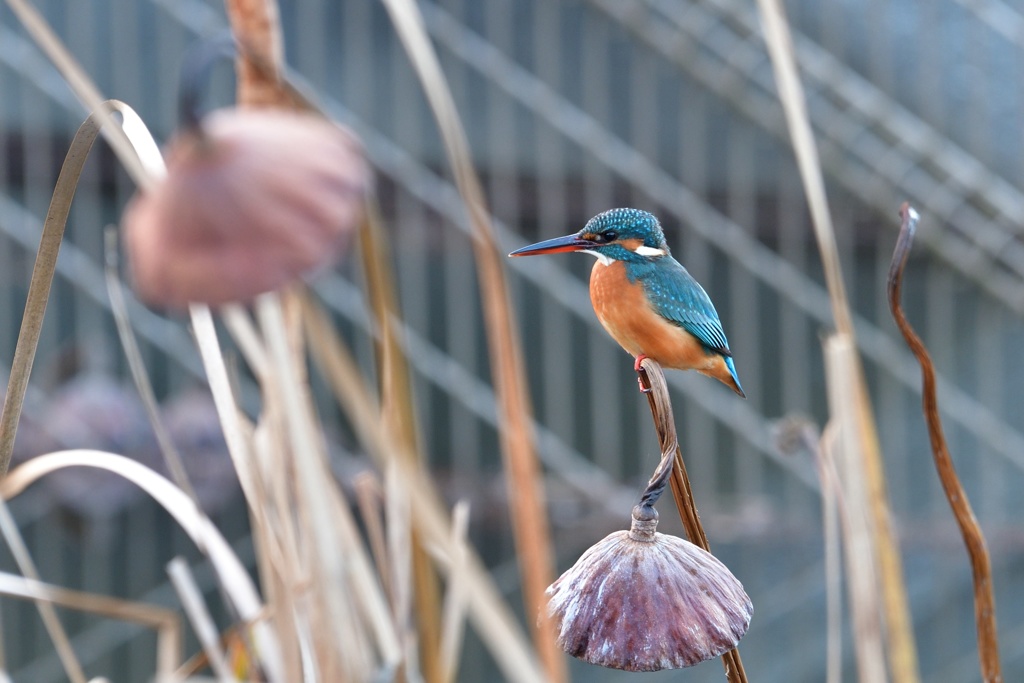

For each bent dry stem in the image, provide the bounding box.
[636,358,748,683]
[887,203,1002,683]
[0,101,132,476]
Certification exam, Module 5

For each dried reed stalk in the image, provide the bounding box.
[302,295,548,682]
[756,0,920,679]
[4,0,151,190]
[0,571,180,680]
[817,424,844,683]
[823,335,888,683]
[0,7,287,670]
[8,450,288,679]
[0,103,196,680]
[378,2,564,680]
[636,359,747,683]
[105,99,299,680]
[192,305,297,683]
[221,3,416,679]
[259,291,404,679]
[0,497,86,683]
[9,0,544,678]
[3,450,286,682]
[0,97,192,492]
[105,228,200,507]
[354,474,393,605]
[6,3,406,679]
[0,105,105,476]
[223,0,287,107]
[438,501,472,683]
[359,202,444,682]
[887,204,1002,683]
[167,558,233,681]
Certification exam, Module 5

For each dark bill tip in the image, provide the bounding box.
[508,233,594,257]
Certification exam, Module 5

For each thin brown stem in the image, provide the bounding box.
[104,229,201,508]
[757,0,920,677]
[359,202,444,683]
[4,0,152,190]
[887,203,1002,683]
[223,0,287,108]
[636,359,747,683]
[379,2,563,679]
[0,105,109,476]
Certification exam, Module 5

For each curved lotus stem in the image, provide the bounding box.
[887,203,1002,683]
[636,359,748,683]
[0,100,164,478]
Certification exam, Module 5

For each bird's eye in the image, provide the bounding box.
[601,230,618,242]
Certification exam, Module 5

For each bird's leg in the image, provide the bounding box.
[634,354,653,393]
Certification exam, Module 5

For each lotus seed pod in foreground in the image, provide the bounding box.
[546,509,752,671]
[123,108,369,307]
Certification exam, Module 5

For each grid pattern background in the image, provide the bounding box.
[1,0,1024,680]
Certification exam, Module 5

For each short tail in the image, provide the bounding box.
[723,356,746,398]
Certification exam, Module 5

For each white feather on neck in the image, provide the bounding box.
[634,245,666,257]
[583,250,613,266]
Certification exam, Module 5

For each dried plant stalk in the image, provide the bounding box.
[0,18,288,668]
[105,229,200,506]
[817,423,844,683]
[354,474,393,604]
[888,204,1002,682]
[223,0,287,107]
[3,450,286,682]
[0,572,180,679]
[636,359,747,683]
[167,558,233,681]
[756,0,919,679]
[0,497,86,683]
[258,291,403,677]
[438,501,472,683]
[0,103,110,476]
[7,3,402,679]
[823,335,888,683]
[359,202,444,682]
[378,1,563,679]
[4,0,151,189]
[302,296,548,682]
[219,3,411,678]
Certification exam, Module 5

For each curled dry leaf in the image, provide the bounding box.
[546,509,752,671]
[124,108,369,307]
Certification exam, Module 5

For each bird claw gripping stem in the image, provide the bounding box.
[635,355,653,394]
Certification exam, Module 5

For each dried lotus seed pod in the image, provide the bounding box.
[545,506,752,671]
[123,108,368,307]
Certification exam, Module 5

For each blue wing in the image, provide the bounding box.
[634,258,732,356]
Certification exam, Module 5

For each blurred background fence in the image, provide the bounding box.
[2,0,1024,680]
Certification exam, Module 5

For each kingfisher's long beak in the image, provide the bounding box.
[508,233,594,257]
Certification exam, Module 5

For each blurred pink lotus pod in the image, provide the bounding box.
[124,108,369,307]
[545,507,752,671]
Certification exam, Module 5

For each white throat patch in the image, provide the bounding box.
[583,250,613,266]
[634,245,666,257]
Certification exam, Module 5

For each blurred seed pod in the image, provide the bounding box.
[123,108,369,307]
[42,373,160,519]
[546,507,752,671]
[161,386,239,516]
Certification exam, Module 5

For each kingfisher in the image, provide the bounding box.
[509,208,745,398]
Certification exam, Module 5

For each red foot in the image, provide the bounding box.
[634,354,653,394]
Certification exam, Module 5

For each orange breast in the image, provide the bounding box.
[589,260,732,382]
